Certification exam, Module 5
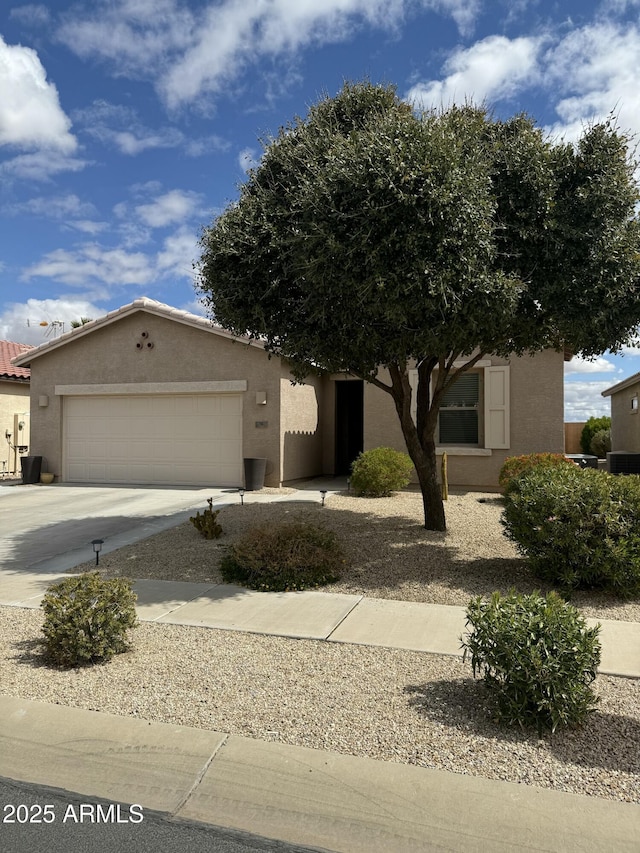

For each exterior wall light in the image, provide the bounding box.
[91,538,104,565]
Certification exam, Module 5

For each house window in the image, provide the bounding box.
[632,395,638,413]
[408,362,510,452]
[438,373,479,444]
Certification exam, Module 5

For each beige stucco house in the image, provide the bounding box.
[1,340,31,476]
[12,297,567,489]
[602,372,640,453]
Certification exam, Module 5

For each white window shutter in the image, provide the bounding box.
[484,366,510,449]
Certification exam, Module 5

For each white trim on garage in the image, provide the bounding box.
[56,380,248,395]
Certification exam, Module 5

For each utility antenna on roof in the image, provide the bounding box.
[26,319,65,338]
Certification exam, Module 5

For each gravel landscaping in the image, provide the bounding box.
[2,489,639,804]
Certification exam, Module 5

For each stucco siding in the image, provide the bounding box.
[610,381,640,452]
[361,349,564,489]
[0,381,30,475]
[27,311,284,486]
[279,371,325,481]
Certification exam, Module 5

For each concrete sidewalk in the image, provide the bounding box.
[3,576,640,678]
[1,694,638,852]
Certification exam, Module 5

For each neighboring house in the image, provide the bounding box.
[12,297,567,489]
[0,340,32,475]
[602,373,640,453]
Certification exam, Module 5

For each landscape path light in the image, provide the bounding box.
[91,539,104,566]
[320,490,328,506]
[238,488,245,506]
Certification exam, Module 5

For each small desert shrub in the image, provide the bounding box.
[190,497,223,539]
[580,416,611,455]
[463,590,601,735]
[498,452,574,494]
[220,521,345,591]
[502,465,640,596]
[590,428,611,458]
[350,447,413,497]
[41,573,137,667]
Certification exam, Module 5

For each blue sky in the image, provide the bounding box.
[2,0,640,421]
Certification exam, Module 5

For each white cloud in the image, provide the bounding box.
[21,245,155,287]
[564,379,612,420]
[135,189,204,228]
[7,193,97,220]
[0,150,87,181]
[564,355,617,376]
[56,0,481,109]
[543,23,640,141]
[156,226,199,280]
[406,34,544,109]
[238,147,259,172]
[0,35,76,153]
[9,4,52,26]
[0,297,104,345]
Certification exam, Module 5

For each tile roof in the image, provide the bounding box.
[12,297,263,368]
[0,340,31,381]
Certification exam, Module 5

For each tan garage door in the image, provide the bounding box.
[63,394,243,486]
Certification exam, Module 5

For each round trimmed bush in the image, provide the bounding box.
[350,447,413,497]
[580,416,611,455]
[502,465,640,596]
[220,521,345,591]
[590,428,611,458]
[463,590,601,735]
[498,452,575,494]
[41,573,138,667]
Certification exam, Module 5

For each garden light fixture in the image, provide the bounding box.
[239,488,245,506]
[320,489,327,506]
[91,539,104,566]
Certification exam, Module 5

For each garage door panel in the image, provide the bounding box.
[64,394,243,486]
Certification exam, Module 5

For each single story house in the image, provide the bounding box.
[1,340,31,475]
[12,297,567,489]
[602,372,640,453]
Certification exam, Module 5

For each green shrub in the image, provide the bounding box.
[498,453,574,493]
[502,465,640,596]
[350,447,414,497]
[220,521,345,591]
[590,428,611,458]
[190,497,223,539]
[580,416,611,455]
[41,573,138,667]
[462,590,601,734]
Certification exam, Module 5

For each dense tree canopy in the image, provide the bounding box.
[197,81,640,530]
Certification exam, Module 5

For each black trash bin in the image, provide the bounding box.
[564,454,599,469]
[243,457,267,491]
[21,455,43,484]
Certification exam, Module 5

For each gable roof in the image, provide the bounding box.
[12,297,263,368]
[602,371,640,398]
[1,340,32,381]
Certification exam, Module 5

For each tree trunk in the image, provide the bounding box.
[414,438,446,532]
[387,363,447,531]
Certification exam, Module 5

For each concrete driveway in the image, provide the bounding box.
[0,482,231,575]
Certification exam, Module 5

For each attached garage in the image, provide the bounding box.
[63,392,243,487]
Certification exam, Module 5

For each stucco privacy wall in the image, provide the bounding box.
[26,310,285,486]
[362,349,565,489]
[279,368,325,482]
[609,380,640,452]
[0,381,30,474]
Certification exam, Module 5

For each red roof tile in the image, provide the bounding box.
[0,341,32,380]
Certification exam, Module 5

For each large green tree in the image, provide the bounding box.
[197,82,640,531]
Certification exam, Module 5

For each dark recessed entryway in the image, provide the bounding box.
[335,380,363,475]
